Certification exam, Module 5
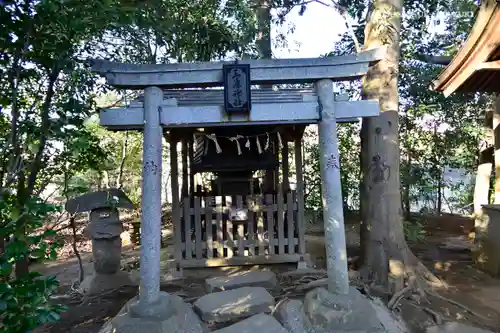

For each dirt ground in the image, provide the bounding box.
[32,214,500,333]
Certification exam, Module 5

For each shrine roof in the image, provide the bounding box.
[430,0,500,96]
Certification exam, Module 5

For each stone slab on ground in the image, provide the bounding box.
[426,322,494,333]
[205,270,277,293]
[193,286,274,323]
[211,313,288,333]
[99,292,206,333]
[304,287,385,333]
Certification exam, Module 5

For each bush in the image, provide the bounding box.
[403,219,427,243]
[0,192,66,332]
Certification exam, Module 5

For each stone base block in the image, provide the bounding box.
[273,299,313,333]
[194,286,274,323]
[275,287,409,333]
[80,271,134,295]
[304,287,385,333]
[205,270,276,293]
[212,313,288,333]
[99,292,206,333]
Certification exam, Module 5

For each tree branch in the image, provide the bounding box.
[26,69,60,197]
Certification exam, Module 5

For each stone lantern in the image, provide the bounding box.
[65,188,136,295]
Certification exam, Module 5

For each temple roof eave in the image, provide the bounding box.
[430,0,500,96]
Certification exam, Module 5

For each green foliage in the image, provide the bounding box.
[303,129,322,212]
[0,273,65,332]
[301,0,486,219]
[0,1,146,331]
[0,0,261,331]
[403,219,427,243]
[97,0,257,63]
[0,192,65,332]
[303,122,361,214]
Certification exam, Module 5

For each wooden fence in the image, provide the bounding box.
[174,191,307,267]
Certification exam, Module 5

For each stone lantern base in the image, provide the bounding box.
[80,271,134,296]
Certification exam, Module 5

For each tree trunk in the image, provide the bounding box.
[26,70,59,196]
[97,172,103,191]
[358,119,369,269]
[102,170,110,189]
[436,167,443,215]
[116,131,129,189]
[14,170,29,277]
[403,152,411,221]
[359,0,439,291]
[255,0,275,193]
[493,95,500,204]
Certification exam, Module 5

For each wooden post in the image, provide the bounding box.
[274,136,280,193]
[181,139,188,199]
[188,139,195,196]
[170,134,181,263]
[294,136,306,255]
[283,141,290,192]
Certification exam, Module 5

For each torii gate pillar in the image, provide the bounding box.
[137,86,163,309]
[316,79,349,295]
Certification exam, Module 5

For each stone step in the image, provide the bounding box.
[205,270,277,293]
[211,313,289,333]
[193,286,275,323]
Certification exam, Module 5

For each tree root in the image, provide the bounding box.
[422,306,444,325]
[425,289,489,322]
[388,277,414,309]
[397,267,489,323]
[79,285,135,305]
[294,277,328,291]
[407,302,443,325]
[413,261,448,290]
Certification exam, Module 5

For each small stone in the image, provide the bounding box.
[205,270,276,293]
[193,286,274,323]
[426,322,494,333]
[297,260,309,270]
[273,299,313,333]
[212,313,288,333]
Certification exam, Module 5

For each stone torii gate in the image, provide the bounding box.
[91,49,384,332]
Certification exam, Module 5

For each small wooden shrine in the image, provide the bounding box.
[165,91,308,267]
